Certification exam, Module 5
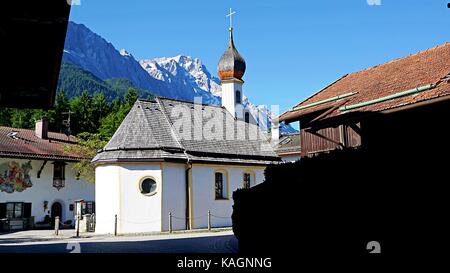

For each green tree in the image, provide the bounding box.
[70,91,95,134]
[124,87,139,107]
[64,132,107,183]
[30,109,53,126]
[10,109,34,128]
[98,88,138,139]
[92,92,110,127]
[0,108,12,126]
[51,90,71,133]
[9,108,52,129]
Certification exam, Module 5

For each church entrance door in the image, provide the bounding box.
[51,202,62,227]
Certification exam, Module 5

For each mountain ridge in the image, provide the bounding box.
[61,21,296,133]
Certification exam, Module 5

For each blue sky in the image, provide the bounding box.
[69,0,450,115]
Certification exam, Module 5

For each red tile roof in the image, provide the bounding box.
[0,126,82,161]
[280,42,450,123]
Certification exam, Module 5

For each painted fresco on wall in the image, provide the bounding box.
[0,161,33,193]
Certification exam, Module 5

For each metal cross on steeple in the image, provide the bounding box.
[226,8,236,31]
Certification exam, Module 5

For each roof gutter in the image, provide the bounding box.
[290,92,357,112]
[339,84,434,112]
[381,94,450,114]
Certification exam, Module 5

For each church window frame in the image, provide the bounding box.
[244,112,250,123]
[242,170,256,189]
[235,90,242,104]
[214,170,229,200]
[139,176,158,196]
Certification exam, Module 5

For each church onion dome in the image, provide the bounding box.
[218,29,246,81]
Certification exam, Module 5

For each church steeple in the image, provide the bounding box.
[218,8,246,81]
[218,8,246,119]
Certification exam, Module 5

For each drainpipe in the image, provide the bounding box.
[184,150,192,230]
[185,161,192,230]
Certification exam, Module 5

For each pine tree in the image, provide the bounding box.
[98,88,138,139]
[92,92,110,128]
[52,90,70,132]
[70,91,95,134]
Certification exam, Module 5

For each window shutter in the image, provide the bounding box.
[24,203,32,217]
[0,203,6,218]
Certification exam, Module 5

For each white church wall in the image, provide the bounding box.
[96,163,163,234]
[161,163,187,231]
[190,165,265,229]
[0,158,94,224]
[95,162,267,233]
[94,164,120,234]
[280,154,301,163]
[120,164,162,233]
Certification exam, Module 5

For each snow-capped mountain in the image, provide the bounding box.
[139,55,221,104]
[63,23,166,96]
[62,21,296,133]
[139,55,296,133]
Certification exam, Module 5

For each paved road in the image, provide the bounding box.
[0,230,238,253]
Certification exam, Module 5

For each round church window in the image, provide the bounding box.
[140,178,157,196]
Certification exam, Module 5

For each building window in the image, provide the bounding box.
[140,177,157,196]
[243,171,255,189]
[6,202,23,219]
[215,171,228,200]
[236,90,241,104]
[243,173,251,189]
[0,203,31,219]
[53,162,66,190]
[245,112,250,123]
[82,201,95,215]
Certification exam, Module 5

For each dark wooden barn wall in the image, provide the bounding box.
[361,99,450,154]
[300,123,361,155]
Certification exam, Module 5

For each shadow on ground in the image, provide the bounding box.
[0,234,237,253]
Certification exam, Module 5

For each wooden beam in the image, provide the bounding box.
[339,125,347,148]
[37,160,47,178]
[307,129,344,148]
[309,99,350,124]
[349,123,362,136]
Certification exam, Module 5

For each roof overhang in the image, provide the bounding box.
[0,152,82,162]
[0,0,71,109]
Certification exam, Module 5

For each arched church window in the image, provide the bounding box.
[243,171,255,189]
[245,112,250,123]
[140,177,157,196]
[235,90,241,104]
[215,171,228,200]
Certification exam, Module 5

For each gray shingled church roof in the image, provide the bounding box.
[92,98,280,165]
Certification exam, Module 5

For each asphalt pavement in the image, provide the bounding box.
[0,229,238,253]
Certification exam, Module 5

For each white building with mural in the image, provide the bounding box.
[93,24,280,234]
[0,119,95,231]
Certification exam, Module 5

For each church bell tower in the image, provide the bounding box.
[218,8,246,119]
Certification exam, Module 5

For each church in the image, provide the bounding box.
[93,19,280,234]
